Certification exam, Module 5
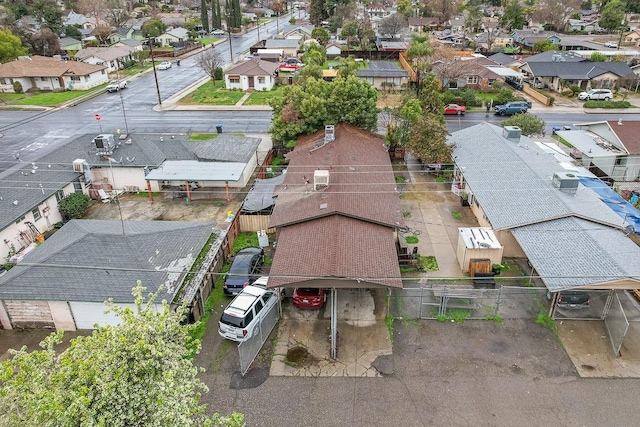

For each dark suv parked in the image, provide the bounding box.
[223,247,264,295]
[557,291,590,309]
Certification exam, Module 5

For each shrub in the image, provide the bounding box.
[495,88,515,105]
[460,89,481,107]
[561,90,573,97]
[13,81,23,93]
[58,192,90,220]
[214,66,223,80]
[584,100,631,109]
[570,86,581,95]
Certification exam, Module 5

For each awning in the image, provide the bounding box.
[485,66,524,78]
[145,160,246,182]
[241,174,285,213]
[579,177,640,233]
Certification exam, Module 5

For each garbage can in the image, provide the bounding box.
[216,124,222,134]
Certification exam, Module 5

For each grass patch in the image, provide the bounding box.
[210,340,233,371]
[552,134,573,148]
[535,309,557,335]
[243,86,286,105]
[584,100,632,109]
[395,176,406,183]
[116,65,151,77]
[420,255,438,272]
[190,263,229,343]
[189,133,218,140]
[179,80,245,105]
[402,211,411,218]
[385,316,394,344]
[435,176,446,183]
[436,309,471,323]
[133,191,161,198]
[11,87,103,106]
[451,211,462,219]
[405,235,419,244]
[232,231,260,251]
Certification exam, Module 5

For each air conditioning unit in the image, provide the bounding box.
[552,171,580,195]
[72,159,86,173]
[314,170,330,191]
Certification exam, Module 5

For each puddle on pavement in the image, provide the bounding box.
[285,346,318,367]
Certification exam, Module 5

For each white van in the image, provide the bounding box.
[218,285,278,342]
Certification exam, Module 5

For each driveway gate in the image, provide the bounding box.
[237,301,280,376]
[604,290,629,356]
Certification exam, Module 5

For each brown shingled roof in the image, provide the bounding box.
[268,216,403,288]
[225,58,278,76]
[0,55,105,78]
[269,123,403,229]
[606,120,640,154]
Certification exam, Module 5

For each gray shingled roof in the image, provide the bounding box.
[450,123,625,231]
[512,217,640,290]
[488,52,517,65]
[357,69,409,77]
[527,61,633,79]
[452,123,640,290]
[265,38,301,48]
[0,220,214,302]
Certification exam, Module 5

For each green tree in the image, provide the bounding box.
[142,18,167,38]
[590,51,607,62]
[406,115,451,163]
[310,0,327,25]
[212,0,222,29]
[396,0,414,18]
[201,0,210,32]
[57,192,90,219]
[31,0,63,34]
[599,0,625,32]
[131,49,150,66]
[380,97,423,154]
[406,34,433,95]
[63,25,82,39]
[500,0,526,31]
[502,113,546,136]
[311,27,330,45]
[0,283,244,427]
[0,29,28,63]
[302,43,327,66]
[336,55,358,78]
[269,76,378,145]
[533,39,556,52]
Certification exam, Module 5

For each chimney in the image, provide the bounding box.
[502,126,522,142]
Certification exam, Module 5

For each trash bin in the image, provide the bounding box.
[216,125,222,134]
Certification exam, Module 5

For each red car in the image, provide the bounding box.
[292,288,327,309]
[444,104,466,115]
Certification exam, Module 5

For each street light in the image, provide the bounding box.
[148,38,162,106]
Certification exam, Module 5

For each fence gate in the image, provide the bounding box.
[237,301,280,376]
[604,290,629,356]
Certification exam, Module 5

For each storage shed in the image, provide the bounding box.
[456,227,503,273]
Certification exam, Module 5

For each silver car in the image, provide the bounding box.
[578,89,613,101]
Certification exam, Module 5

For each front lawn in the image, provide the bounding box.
[10,86,105,106]
[179,80,245,105]
[243,86,285,105]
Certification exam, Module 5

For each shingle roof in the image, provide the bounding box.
[488,52,516,65]
[606,120,640,154]
[75,46,137,62]
[357,68,409,77]
[450,123,625,231]
[0,220,214,302]
[225,59,279,76]
[265,38,301,49]
[527,61,632,79]
[0,56,105,78]
[268,216,402,288]
[523,50,585,62]
[269,124,403,228]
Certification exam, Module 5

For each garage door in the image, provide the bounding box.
[69,302,136,329]
[4,300,54,328]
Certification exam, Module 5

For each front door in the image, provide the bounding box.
[249,76,255,89]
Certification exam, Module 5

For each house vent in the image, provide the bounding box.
[551,54,566,62]
[502,126,522,141]
[324,125,335,143]
[314,170,329,190]
[552,171,579,195]
[72,159,86,173]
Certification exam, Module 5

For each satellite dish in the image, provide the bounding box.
[625,224,634,236]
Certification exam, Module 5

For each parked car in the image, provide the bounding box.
[493,101,532,116]
[218,285,278,342]
[604,41,618,48]
[105,80,127,92]
[444,104,466,115]
[557,291,590,309]
[211,29,226,35]
[157,61,172,70]
[251,276,285,300]
[223,247,264,295]
[283,57,303,66]
[578,89,613,101]
[293,288,327,309]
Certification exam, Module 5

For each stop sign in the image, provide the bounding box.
[94,113,101,121]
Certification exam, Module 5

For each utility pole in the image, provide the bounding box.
[148,39,162,106]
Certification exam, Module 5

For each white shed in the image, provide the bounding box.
[456,227,503,273]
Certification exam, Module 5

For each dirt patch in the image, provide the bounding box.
[377,94,403,108]
[285,345,318,368]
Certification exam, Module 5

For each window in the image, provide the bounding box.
[71,76,81,82]
[229,75,240,83]
[258,76,265,84]
[14,214,26,224]
[41,77,47,81]
[55,190,65,202]
[32,207,41,222]
[467,76,479,84]
[0,78,6,84]
[254,299,264,314]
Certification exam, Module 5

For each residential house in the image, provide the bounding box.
[157,27,190,47]
[519,51,632,92]
[356,62,409,90]
[224,59,279,91]
[408,17,440,33]
[511,29,561,49]
[59,37,83,57]
[625,29,640,47]
[448,16,466,34]
[366,5,388,20]
[109,23,147,44]
[281,25,315,41]
[325,42,342,58]
[15,15,40,34]
[626,14,640,31]
[556,120,640,183]
[474,31,513,51]
[0,220,217,330]
[0,56,107,92]
[488,52,519,67]
[267,123,403,294]
[566,19,601,33]
[75,46,138,73]
[64,10,97,31]
[450,123,640,299]
[264,38,302,57]
[242,12,258,22]
[450,123,640,351]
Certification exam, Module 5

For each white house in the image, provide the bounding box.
[157,27,190,47]
[224,59,279,91]
[75,46,139,73]
[0,56,107,92]
[326,42,342,58]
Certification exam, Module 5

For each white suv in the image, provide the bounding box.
[578,89,613,101]
[218,285,278,342]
